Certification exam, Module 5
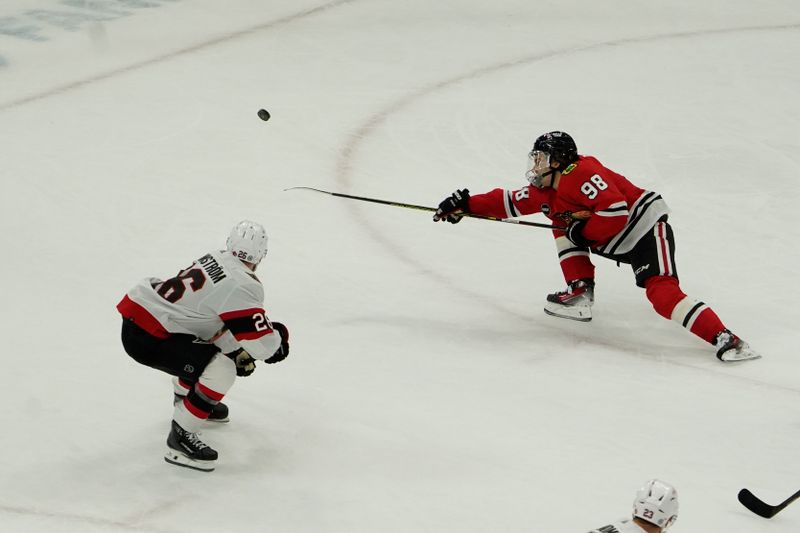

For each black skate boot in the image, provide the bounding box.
[164,420,218,472]
[207,402,229,423]
[174,393,229,423]
[714,329,762,362]
[544,278,594,322]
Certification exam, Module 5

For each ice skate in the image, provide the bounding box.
[174,393,229,423]
[207,402,229,423]
[714,329,762,362]
[544,279,594,322]
[164,421,218,472]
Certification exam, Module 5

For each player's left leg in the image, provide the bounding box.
[631,218,760,362]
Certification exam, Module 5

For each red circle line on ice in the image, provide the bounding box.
[0,0,359,111]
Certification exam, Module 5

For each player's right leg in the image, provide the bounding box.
[164,420,218,472]
[167,353,237,472]
[544,278,595,322]
[545,236,595,321]
[173,377,229,423]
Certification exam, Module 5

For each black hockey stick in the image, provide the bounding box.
[284,187,564,230]
[737,488,800,518]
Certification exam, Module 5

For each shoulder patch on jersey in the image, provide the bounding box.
[562,163,577,175]
[541,203,551,215]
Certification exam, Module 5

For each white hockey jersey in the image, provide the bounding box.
[588,518,648,533]
[117,250,281,360]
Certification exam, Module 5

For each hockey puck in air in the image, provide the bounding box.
[257,109,271,121]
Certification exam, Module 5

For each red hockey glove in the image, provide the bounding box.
[433,189,470,224]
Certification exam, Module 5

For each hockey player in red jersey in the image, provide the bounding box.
[588,479,679,532]
[117,220,290,471]
[433,131,760,362]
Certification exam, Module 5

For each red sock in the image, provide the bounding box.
[645,276,725,344]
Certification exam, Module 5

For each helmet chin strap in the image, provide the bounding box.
[534,167,557,188]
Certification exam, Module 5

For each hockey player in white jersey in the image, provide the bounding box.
[117,220,289,472]
[588,479,678,532]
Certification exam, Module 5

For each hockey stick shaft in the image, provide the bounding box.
[737,488,800,518]
[284,187,564,230]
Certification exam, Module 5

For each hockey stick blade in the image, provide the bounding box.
[284,186,564,230]
[738,488,800,518]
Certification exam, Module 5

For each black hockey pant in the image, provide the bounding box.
[120,318,219,385]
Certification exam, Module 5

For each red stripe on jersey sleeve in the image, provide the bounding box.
[219,307,266,321]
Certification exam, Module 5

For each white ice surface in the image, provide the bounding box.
[1,1,799,531]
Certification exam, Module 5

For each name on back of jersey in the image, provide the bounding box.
[198,253,227,284]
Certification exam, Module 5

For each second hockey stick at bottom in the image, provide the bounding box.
[737,487,800,518]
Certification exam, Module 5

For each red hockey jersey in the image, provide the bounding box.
[468,155,669,256]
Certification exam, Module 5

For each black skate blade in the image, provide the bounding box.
[164,449,216,472]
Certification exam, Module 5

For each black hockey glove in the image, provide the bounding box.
[264,321,290,364]
[433,189,470,224]
[566,219,593,248]
[227,348,256,377]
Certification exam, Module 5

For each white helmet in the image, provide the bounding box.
[226,220,268,264]
[633,479,678,530]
